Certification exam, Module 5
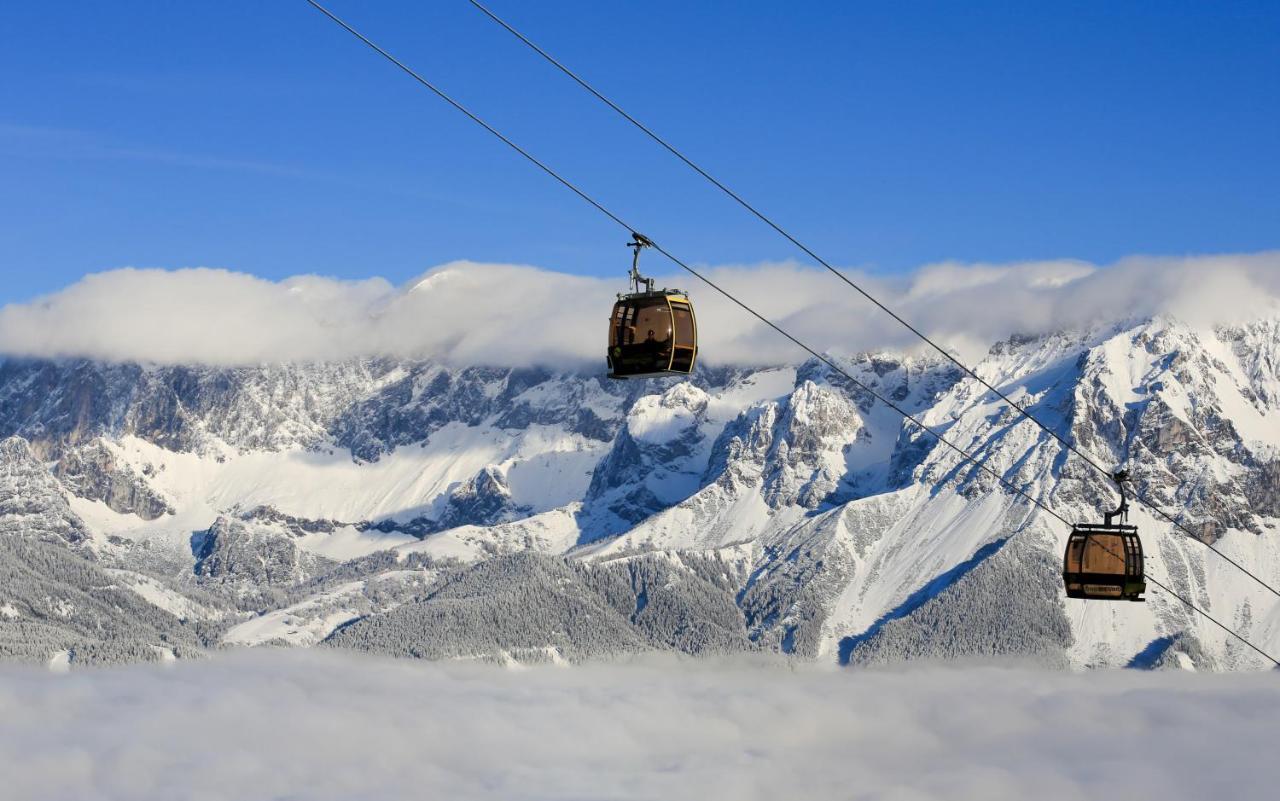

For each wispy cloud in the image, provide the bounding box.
[0,252,1277,367]
[0,121,313,178]
[0,651,1277,800]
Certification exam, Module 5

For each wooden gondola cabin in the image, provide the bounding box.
[1062,471,1146,601]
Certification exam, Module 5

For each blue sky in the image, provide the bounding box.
[1,0,1276,306]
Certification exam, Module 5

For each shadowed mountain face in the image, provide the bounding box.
[1,314,1278,670]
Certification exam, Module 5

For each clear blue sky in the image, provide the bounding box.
[1,1,1276,306]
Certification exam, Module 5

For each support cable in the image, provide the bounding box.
[301,0,1280,667]
[466,0,1280,602]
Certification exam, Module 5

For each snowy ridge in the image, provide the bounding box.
[1,314,1278,669]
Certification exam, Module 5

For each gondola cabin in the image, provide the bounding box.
[1063,523,1145,600]
[607,233,697,380]
[1062,471,1146,601]
[607,290,697,379]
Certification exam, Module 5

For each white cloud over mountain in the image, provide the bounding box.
[2,651,1278,801]
[1,251,1277,367]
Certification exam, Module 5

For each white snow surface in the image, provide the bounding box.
[45,651,69,674]
[106,570,215,622]
[1,651,1278,801]
[223,582,367,647]
[104,424,602,527]
[294,526,416,562]
[625,384,707,445]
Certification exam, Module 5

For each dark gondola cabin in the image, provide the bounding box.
[607,291,697,379]
[607,234,697,380]
[1063,471,1146,601]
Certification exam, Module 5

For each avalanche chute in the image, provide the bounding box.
[606,234,697,379]
[1063,471,1146,601]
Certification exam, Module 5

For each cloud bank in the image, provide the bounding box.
[1,651,1278,801]
[1,251,1277,367]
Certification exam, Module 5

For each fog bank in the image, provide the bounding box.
[1,650,1277,800]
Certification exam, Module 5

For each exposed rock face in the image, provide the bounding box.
[330,365,626,462]
[436,467,527,531]
[0,437,87,545]
[240,506,345,536]
[1057,320,1280,542]
[193,517,333,590]
[695,380,862,512]
[53,440,173,520]
[759,380,861,509]
[0,360,626,461]
[1244,458,1280,520]
[586,383,710,525]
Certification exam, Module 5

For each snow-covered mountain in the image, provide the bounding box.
[1,313,1278,670]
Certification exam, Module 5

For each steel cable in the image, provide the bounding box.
[465,0,1280,603]
[302,0,1280,667]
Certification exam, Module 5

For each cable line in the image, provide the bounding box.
[301,0,1279,667]
[466,0,1280,603]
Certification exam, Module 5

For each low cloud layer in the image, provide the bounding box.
[2,251,1277,367]
[1,651,1278,800]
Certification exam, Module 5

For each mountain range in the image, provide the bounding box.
[1,312,1277,671]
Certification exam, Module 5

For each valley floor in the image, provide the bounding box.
[0,652,1276,800]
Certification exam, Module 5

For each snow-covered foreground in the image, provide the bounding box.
[1,653,1277,801]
